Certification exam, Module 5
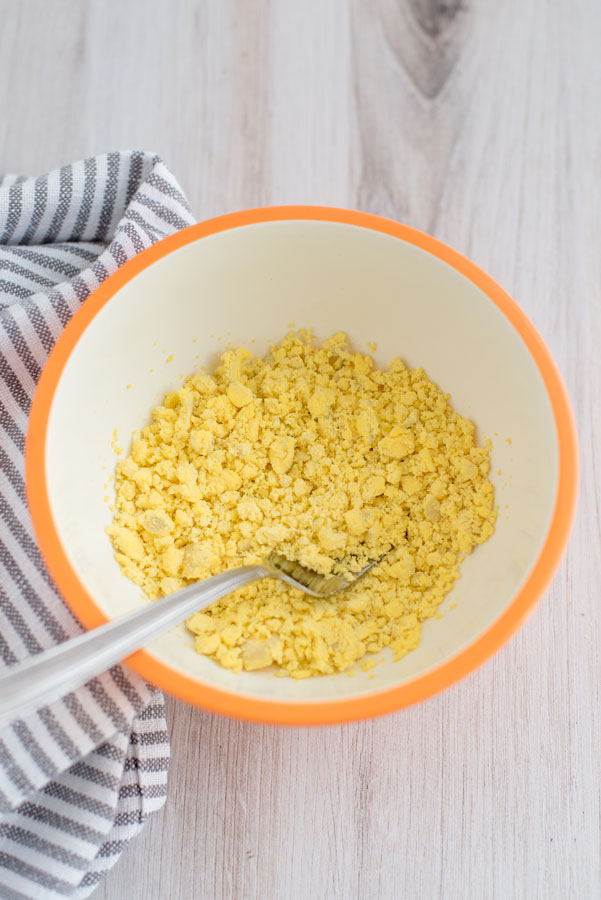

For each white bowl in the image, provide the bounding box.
[27,208,578,724]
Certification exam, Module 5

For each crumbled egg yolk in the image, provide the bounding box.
[107,331,496,678]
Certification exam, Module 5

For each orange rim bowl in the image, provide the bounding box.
[25,207,579,725]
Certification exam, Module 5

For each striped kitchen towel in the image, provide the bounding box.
[0,151,196,899]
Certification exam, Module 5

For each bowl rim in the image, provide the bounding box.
[25,206,579,725]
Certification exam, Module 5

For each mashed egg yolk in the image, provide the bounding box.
[107,331,496,678]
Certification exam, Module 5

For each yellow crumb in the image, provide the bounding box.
[166,354,173,364]
[110,429,124,456]
[108,331,496,678]
[126,384,132,390]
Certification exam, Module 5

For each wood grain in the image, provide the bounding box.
[1,0,599,898]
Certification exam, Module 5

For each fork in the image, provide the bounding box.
[0,551,384,727]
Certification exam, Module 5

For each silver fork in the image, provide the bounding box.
[0,551,384,727]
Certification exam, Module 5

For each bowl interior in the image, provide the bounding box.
[44,220,558,703]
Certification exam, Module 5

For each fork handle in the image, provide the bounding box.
[0,565,268,728]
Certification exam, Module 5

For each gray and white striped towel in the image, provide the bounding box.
[0,151,196,899]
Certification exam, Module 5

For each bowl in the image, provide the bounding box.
[26,207,578,725]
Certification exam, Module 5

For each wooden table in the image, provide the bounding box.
[1,1,599,898]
